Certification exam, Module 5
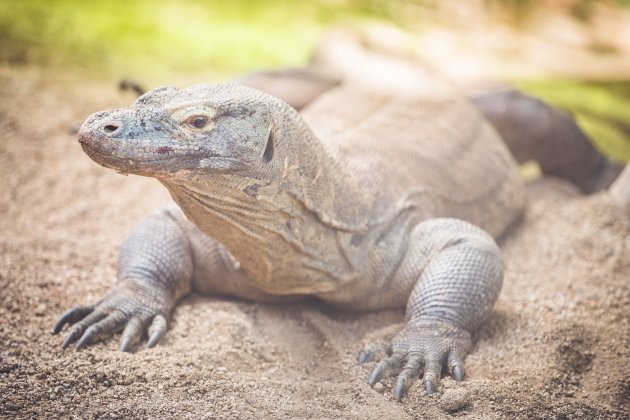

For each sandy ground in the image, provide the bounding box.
[0,65,628,419]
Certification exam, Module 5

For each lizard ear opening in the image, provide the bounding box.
[262,128,274,163]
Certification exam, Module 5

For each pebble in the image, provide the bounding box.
[35,304,47,316]
[373,382,384,393]
[439,388,469,412]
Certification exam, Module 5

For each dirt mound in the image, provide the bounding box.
[0,66,628,418]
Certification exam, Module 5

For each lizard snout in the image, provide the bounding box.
[78,112,125,145]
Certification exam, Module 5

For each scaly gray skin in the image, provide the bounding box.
[54,80,555,400]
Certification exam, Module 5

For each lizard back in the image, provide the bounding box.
[301,86,526,239]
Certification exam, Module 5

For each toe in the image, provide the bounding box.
[394,354,422,401]
[62,310,107,349]
[358,341,392,365]
[448,351,465,382]
[76,312,127,350]
[62,329,80,349]
[368,353,405,386]
[146,314,167,348]
[119,317,144,352]
[421,354,442,395]
[425,380,435,396]
[76,325,99,350]
[53,306,93,334]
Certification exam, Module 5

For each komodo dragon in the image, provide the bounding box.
[53,42,621,400]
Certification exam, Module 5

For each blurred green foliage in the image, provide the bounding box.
[0,0,381,80]
[0,0,627,162]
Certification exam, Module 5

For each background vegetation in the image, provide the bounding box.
[1,0,628,161]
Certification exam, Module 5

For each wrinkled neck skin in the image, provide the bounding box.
[160,102,378,295]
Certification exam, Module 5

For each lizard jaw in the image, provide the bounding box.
[78,129,243,177]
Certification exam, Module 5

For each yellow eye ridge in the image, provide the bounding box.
[171,106,217,132]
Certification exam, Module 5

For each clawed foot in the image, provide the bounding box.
[53,281,174,352]
[358,318,472,401]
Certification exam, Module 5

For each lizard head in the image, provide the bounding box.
[78,83,279,178]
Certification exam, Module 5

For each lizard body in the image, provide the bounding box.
[54,47,618,399]
[78,83,519,308]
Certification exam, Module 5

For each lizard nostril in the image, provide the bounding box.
[103,124,120,135]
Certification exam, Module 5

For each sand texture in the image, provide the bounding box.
[0,66,628,419]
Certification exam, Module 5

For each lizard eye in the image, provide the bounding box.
[185,115,209,130]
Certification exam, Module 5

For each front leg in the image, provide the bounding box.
[54,205,291,351]
[54,206,195,351]
[359,219,503,400]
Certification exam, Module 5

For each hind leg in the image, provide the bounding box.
[470,89,622,193]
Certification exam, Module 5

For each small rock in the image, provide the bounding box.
[439,388,469,412]
[373,382,384,393]
[35,304,47,316]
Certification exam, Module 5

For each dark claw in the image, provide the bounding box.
[147,315,167,348]
[119,335,134,352]
[358,351,369,365]
[425,380,435,396]
[62,330,80,349]
[76,327,97,350]
[53,307,93,334]
[395,378,407,401]
[453,365,463,382]
[368,362,386,386]
[119,317,143,352]
[146,329,162,348]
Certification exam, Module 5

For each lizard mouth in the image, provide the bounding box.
[79,141,202,176]
[79,140,242,177]
[77,119,210,176]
